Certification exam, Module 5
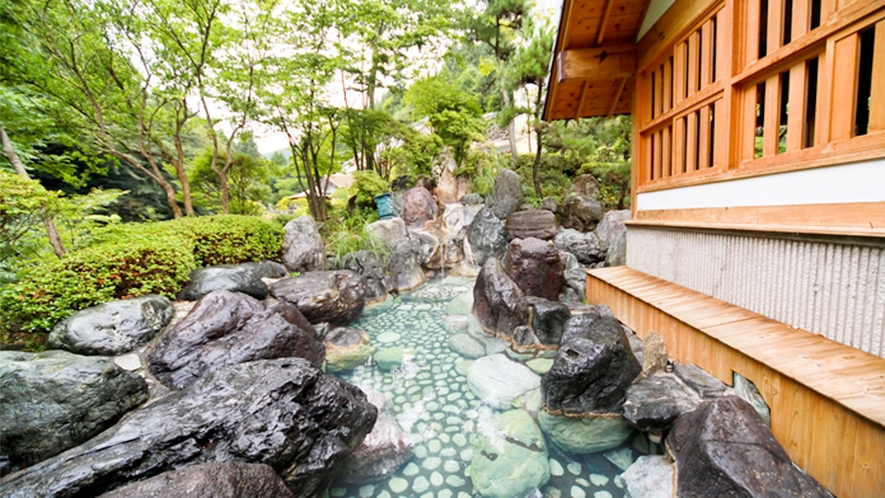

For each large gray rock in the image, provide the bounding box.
[541,312,642,415]
[569,174,600,198]
[237,260,289,279]
[473,258,530,339]
[98,462,293,498]
[488,169,524,220]
[0,351,148,475]
[341,250,394,303]
[269,270,366,326]
[604,229,627,267]
[554,228,606,264]
[341,389,413,483]
[667,396,832,498]
[178,265,269,301]
[622,373,701,432]
[47,295,173,356]
[366,217,408,249]
[390,237,431,291]
[0,359,378,498]
[563,267,588,301]
[149,291,324,390]
[617,456,675,498]
[402,186,438,228]
[504,238,565,301]
[595,209,631,246]
[460,193,485,205]
[466,207,508,267]
[674,363,729,399]
[559,194,604,232]
[282,216,325,273]
[504,209,557,240]
[527,297,571,346]
[466,354,541,410]
[733,372,771,426]
[443,203,483,234]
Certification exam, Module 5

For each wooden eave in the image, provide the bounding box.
[543,0,651,121]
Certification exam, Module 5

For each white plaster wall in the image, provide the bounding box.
[627,227,885,358]
[638,0,677,40]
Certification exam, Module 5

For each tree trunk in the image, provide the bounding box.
[531,126,543,198]
[502,90,519,165]
[172,129,195,216]
[0,126,66,257]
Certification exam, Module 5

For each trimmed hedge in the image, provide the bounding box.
[0,215,283,339]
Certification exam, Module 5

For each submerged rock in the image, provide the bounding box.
[270,270,366,326]
[282,215,326,273]
[47,295,173,356]
[178,265,269,301]
[538,410,633,454]
[324,327,375,373]
[466,354,541,410]
[616,456,675,498]
[98,462,293,498]
[373,346,417,371]
[504,238,565,301]
[466,409,550,498]
[0,359,377,498]
[149,291,324,390]
[0,351,148,475]
[449,333,486,359]
[473,258,530,339]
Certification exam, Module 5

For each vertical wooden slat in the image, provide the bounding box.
[764,73,781,156]
[699,105,712,167]
[688,31,700,96]
[701,20,714,87]
[742,87,758,163]
[674,115,686,174]
[787,62,807,151]
[746,0,762,67]
[830,34,859,141]
[662,125,672,177]
[687,111,699,171]
[663,57,673,114]
[792,0,810,40]
[674,41,686,105]
[869,19,885,133]
[816,47,832,145]
[657,65,665,117]
[820,0,836,26]
[713,98,727,167]
[768,0,784,55]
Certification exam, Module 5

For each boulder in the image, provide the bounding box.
[98,462,293,498]
[0,351,148,474]
[674,363,729,399]
[617,456,675,498]
[640,331,668,375]
[366,217,408,249]
[402,186,438,228]
[570,174,600,198]
[504,238,565,301]
[488,169,524,220]
[604,230,627,267]
[342,388,413,483]
[443,203,483,233]
[178,265,269,301]
[595,209,631,246]
[528,297,571,346]
[0,359,377,498]
[541,312,642,415]
[466,207,508,267]
[341,250,394,303]
[559,195,604,232]
[466,354,541,410]
[466,409,550,498]
[537,410,633,454]
[47,295,173,356]
[324,327,374,373]
[390,238,429,291]
[511,325,542,352]
[473,258,530,338]
[434,162,471,204]
[554,229,607,265]
[667,396,832,498]
[460,193,485,205]
[539,197,558,212]
[622,374,701,432]
[269,270,366,326]
[282,215,325,273]
[466,315,512,355]
[149,291,325,390]
[239,260,288,279]
[504,210,557,240]
[449,333,486,359]
[733,372,771,426]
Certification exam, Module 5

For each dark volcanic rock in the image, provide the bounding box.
[528,297,571,346]
[667,396,832,498]
[554,229,606,265]
[622,374,700,432]
[504,209,557,240]
[0,351,148,475]
[402,186,438,228]
[149,291,324,390]
[674,363,729,399]
[282,215,325,273]
[504,238,566,301]
[0,359,378,498]
[541,312,642,415]
[47,295,173,356]
[269,270,366,326]
[472,258,530,339]
[342,250,394,303]
[178,265,269,301]
[559,194,604,232]
[466,207,508,267]
[239,260,289,278]
[563,268,588,300]
[488,169,524,220]
[98,462,293,498]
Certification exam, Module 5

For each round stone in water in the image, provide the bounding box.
[388,478,408,494]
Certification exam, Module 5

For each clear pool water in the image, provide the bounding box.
[330,278,654,498]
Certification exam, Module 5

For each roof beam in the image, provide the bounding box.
[558,45,637,82]
[596,0,614,45]
[607,77,629,116]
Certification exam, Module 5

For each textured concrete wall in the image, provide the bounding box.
[627,227,885,358]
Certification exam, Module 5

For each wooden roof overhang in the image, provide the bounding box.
[543,0,651,121]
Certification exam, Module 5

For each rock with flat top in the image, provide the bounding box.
[269,270,366,326]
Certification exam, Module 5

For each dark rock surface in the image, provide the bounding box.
[0,351,148,475]
[0,359,378,498]
[504,238,565,301]
[622,374,700,432]
[504,209,557,240]
[466,207,508,267]
[554,229,607,264]
[178,265,269,301]
[402,186,438,228]
[269,270,366,326]
[570,174,600,198]
[473,258,530,339]
[563,267,588,299]
[282,216,325,273]
[512,325,542,350]
[541,312,642,415]
[390,237,431,291]
[559,194,604,232]
[149,291,324,389]
[341,389,413,483]
[239,260,288,279]
[528,297,571,346]
[674,363,729,399]
[47,295,173,356]
[488,169,524,220]
[667,396,832,498]
[98,462,293,498]
[341,250,394,303]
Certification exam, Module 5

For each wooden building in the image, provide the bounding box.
[544,0,885,495]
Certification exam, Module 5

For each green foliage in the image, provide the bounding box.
[320,207,388,266]
[383,130,443,180]
[513,154,573,204]
[456,150,506,196]
[0,171,63,267]
[188,148,272,215]
[351,170,389,208]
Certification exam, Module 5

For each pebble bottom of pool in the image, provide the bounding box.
[330,278,653,498]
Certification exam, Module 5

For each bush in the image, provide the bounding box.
[350,170,390,208]
[0,215,283,343]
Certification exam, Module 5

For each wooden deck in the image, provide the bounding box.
[586,266,885,497]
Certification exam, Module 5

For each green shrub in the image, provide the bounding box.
[351,170,390,208]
